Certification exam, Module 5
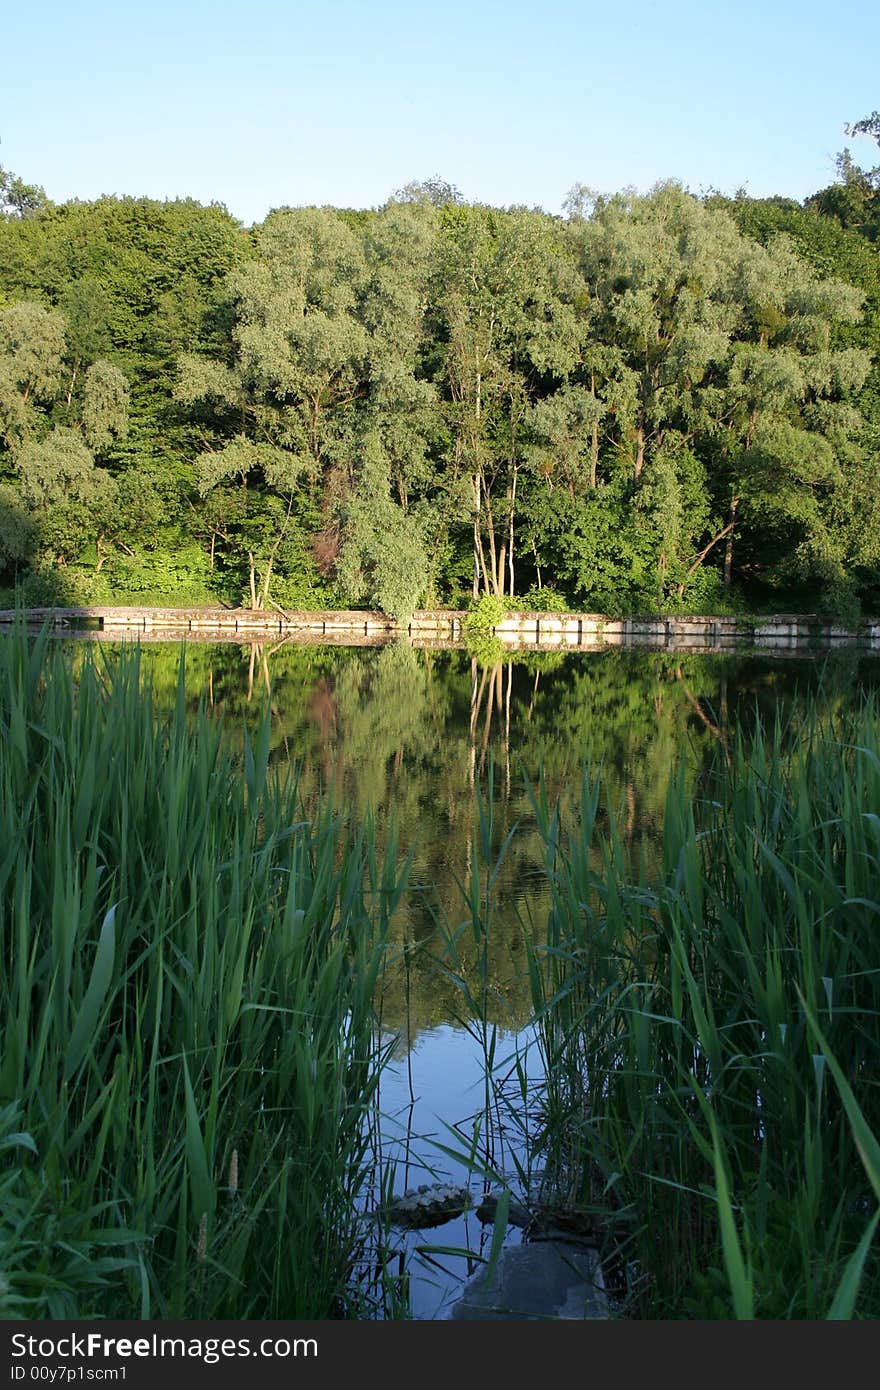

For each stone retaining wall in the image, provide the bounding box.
[1,605,879,652]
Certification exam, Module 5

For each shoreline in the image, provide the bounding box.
[2,605,880,653]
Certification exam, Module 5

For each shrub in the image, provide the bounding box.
[463,592,506,635]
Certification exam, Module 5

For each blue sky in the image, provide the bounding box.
[3,0,878,225]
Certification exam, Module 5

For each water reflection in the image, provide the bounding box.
[126,640,880,1030]
[373,1023,539,1320]
[106,638,880,1316]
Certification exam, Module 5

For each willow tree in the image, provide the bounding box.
[13,365,135,573]
[336,200,440,617]
[565,184,869,602]
[0,302,66,447]
[179,206,369,485]
[176,207,370,605]
[16,427,116,564]
[716,238,867,590]
[435,205,578,598]
[0,482,35,576]
[0,299,132,574]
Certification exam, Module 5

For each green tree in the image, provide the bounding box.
[805,111,879,240]
[0,162,48,220]
[58,278,113,406]
[0,481,35,576]
[0,291,138,582]
[435,205,578,598]
[563,184,869,603]
[335,434,430,619]
[0,195,248,555]
[82,359,130,453]
[334,200,442,614]
[16,426,115,564]
[392,176,463,208]
[0,302,66,446]
[180,203,445,613]
[190,436,308,608]
[176,207,374,605]
[716,190,880,604]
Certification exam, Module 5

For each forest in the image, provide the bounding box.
[1,116,879,622]
[3,117,880,1324]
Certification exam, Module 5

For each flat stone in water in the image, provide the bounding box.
[386,1182,471,1229]
[475,1191,532,1229]
[450,1240,609,1320]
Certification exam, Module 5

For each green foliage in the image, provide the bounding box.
[336,436,431,620]
[336,506,428,620]
[0,164,49,220]
[518,585,569,612]
[0,628,404,1318]
[0,168,877,619]
[518,701,880,1317]
[0,483,34,571]
[15,427,114,563]
[0,301,66,446]
[463,630,508,665]
[547,484,657,614]
[76,544,217,607]
[464,591,506,633]
[664,563,737,615]
[81,359,129,453]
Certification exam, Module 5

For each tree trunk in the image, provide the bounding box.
[508,462,518,597]
[724,496,740,587]
[634,424,645,483]
[483,482,500,595]
[472,473,491,595]
[259,554,275,608]
[66,360,79,409]
[589,373,598,489]
[675,519,736,599]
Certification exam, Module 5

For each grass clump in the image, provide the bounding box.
[521,703,880,1318]
[0,624,403,1319]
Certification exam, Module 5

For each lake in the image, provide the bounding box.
[95,637,880,1316]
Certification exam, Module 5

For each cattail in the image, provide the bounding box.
[196,1213,208,1264]
[228,1148,239,1197]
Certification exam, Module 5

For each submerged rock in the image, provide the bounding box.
[450,1241,609,1320]
[385,1182,471,1229]
[474,1191,532,1229]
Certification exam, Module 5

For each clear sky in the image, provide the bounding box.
[2,0,878,226]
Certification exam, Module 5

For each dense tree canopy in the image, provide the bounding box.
[0,144,878,618]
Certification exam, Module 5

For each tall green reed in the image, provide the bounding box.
[521,699,880,1317]
[0,624,403,1319]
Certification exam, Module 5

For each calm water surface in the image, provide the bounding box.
[121,639,880,1316]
